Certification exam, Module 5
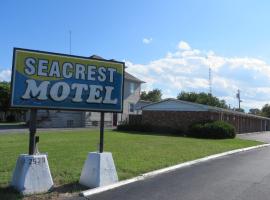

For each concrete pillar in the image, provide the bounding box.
[79,152,118,188]
[11,154,53,195]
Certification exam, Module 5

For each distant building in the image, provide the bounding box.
[135,100,153,114]
[34,70,144,128]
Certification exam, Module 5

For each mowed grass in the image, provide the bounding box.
[0,129,262,188]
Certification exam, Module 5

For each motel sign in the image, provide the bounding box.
[11,48,124,112]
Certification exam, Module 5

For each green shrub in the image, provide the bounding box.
[188,120,236,139]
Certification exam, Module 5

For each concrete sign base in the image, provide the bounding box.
[11,154,54,195]
[79,152,118,188]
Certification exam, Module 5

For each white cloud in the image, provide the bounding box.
[142,37,153,44]
[126,40,270,110]
[0,69,11,82]
[241,99,268,110]
[178,41,191,50]
[206,54,226,72]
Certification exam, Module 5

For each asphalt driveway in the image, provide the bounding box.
[77,132,270,200]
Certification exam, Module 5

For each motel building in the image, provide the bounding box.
[140,99,270,134]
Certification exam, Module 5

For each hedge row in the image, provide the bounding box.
[117,122,184,135]
[117,120,236,139]
[187,120,236,139]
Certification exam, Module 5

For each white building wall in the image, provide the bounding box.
[36,110,84,128]
[118,79,141,123]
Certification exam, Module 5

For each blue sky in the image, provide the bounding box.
[1,0,270,110]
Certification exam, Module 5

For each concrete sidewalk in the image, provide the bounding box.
[237,131,270,143]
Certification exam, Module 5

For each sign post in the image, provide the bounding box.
[29,109,37,155]
[99,112,105,153]
[10,48,124,192]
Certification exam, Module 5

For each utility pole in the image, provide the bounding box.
[236,89,242,110]
[209,67,212,95]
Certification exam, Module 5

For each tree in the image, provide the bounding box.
[140,89,162,102]
[261,104,270,117]
[249,108,261,115]
[0,81,11,119]
[234,108,245,113]
[177,91,229,109]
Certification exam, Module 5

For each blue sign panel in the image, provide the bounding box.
[11,48,125,112]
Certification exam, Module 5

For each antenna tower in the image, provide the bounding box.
[69,30,72,54]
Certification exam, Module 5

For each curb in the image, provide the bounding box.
[80,143,270,197]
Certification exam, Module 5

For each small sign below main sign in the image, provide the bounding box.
[11,48,125,112]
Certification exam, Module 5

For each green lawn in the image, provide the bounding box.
[0,130,262,199]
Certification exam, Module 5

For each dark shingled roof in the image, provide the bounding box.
[142,98,270,120]
[89,55,105,60]
[89,54,145,83]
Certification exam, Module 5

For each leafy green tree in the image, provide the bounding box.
[177,91,229,109]
[261,104,270,117]
[140,89,162,102]
[234,108,245,113]
[0,82,11,119]
[248,108,261,115]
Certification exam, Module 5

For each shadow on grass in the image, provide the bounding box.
[0,182,89,200]
[0,186,22,200]
[114,129,236,140]
[53,181,88,193]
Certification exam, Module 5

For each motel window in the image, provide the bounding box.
[130,82,135,94]
[129,103,135,113]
